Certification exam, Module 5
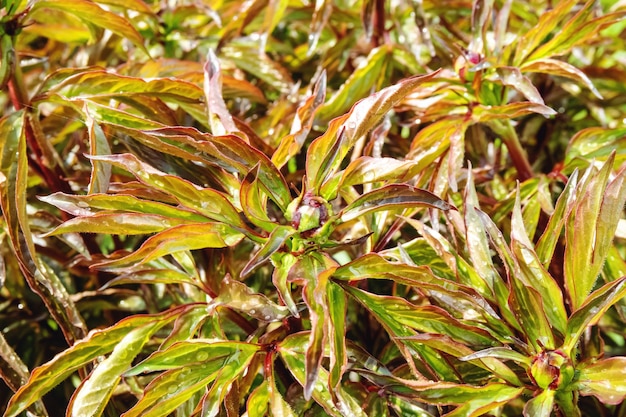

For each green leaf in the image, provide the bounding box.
[473,102,556,121]
[103,269,201,289]
[40,192,210,223]
[4,308,189,417]
[271,252,300,317]
[123,340,259,417]
[343,285,495,347]
[44,212,195,236]
[563,277,626,355]
[221,44,293,94]
[0,111,86,344]
[92,223,244,271]
[403,334,522,386]
[340,184,453,222]
[577,357,626,405]
[526,5,626,63]
[327,280,347,390]
[279,333,367,417]
[510,193,568,335]
[68,320,166,417]
[564,127,626,170]
[29,0,148,55]
[301,255,335,400]
[511,0,577,65]
[87,153,250,230]
[523,389,555,417]
[338,156,420,188]
[316,46,390,122]
[272,72,326,169]
[565,155,626,310]
[521,59,602,99]
[361,371,523,416]
[240,165,280,232]
[241,225,295,278]
[535,170,579,267]
[306,70,441,194]
[463,170,502,298]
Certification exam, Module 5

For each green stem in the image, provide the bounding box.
[489,119,534,181]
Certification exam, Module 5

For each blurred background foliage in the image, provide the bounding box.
[1,0,626,416]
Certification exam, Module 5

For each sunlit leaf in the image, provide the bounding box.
[510,192,568,335]
[521,59,602,99]
[565,155,626,310]
[204,49,238,136]
[577,357,626,405]
[496,66,544,104]
[272,72,326,169]
[316,46,390,122]
[210,275,290,322]
[563,277,626,355]
[473,102,556,121]
[241,225,295,278]
[523,389,555,417]
[44,212,194,236]
[123,341,259,417]
[564,127,626,170]
[29,0,148,55]
[68,320,166,417]
[92,223,244,271]
[343,285,495,347]
[39,70,202,104]
[279,333,367,417]
[307,70,441,194]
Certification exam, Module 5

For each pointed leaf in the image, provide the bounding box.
[473,102,556,121]
[88,153,249,229]
[241,225,295,277]
[496,67,544,104]
[4,308,190,417]
[563,277,626,355]
[68,321,166,417]
[92,223,244,271]
[327,281,347,390]
[307,70,441,193]
[272,72,326,169]
[204,49,238,136]
[521,59,602,99]
[511,193,568,335]
[341,184,453,222]
[343,285,495,347]
[316,46,390,122]
[523,389,555,417]
[44,212,194,236]
[40,192,209,222]
[565,155,626,310]
[85,111,111,194]
[339,157,419,188]
[0,111,86,345]
[30,0,148,55]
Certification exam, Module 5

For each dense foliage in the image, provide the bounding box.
[1,0,626,416]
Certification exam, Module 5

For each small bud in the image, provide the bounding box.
[529,350,574,390]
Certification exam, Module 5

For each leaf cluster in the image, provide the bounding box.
[1,0,626,416]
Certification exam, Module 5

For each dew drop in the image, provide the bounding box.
[197,351,209,361]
